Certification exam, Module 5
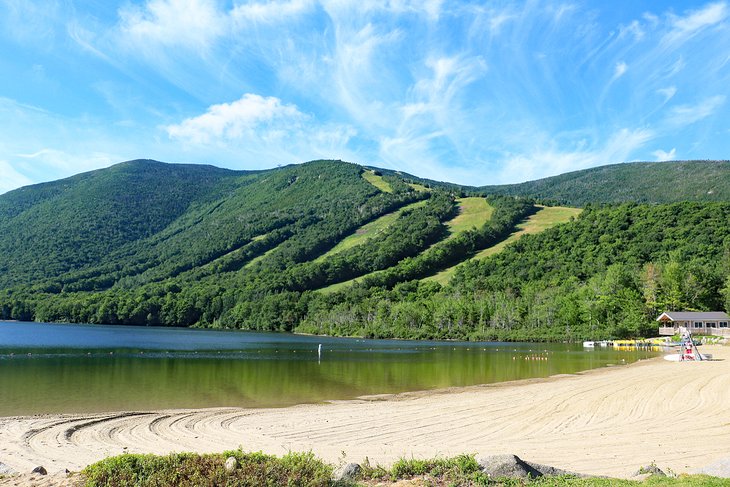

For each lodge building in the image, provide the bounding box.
[657,311,730,336]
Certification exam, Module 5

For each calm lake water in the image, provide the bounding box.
[0,321,659,416]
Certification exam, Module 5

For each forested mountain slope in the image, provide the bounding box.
[0,160,422,292]
[297,203,730,340]
[2,158,730,341]
[480,161,730,206]
[0,160,241,288]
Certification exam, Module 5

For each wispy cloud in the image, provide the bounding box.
[16,149,116,173]
[497,128,656,184]
[232,0,315,23]
[118,0,225,52]
[664,2,728,45]
[653,148,677,161]
[3,0,730,193]
[0,0,63,44]
[657,86,677,103]
[666,95,726,126]
[0,160,33,194]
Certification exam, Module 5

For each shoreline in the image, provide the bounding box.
[2,346,730,480]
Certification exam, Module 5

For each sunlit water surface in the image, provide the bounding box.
[0,321,659,416]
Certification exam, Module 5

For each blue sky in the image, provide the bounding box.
[1,0,729,194]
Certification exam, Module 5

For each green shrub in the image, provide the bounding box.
[82,449,333,487]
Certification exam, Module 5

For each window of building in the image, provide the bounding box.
[693,321,703,328]
[709,322,717,328]
[720,322,728,328]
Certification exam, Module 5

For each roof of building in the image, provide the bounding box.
[656,311,730,322]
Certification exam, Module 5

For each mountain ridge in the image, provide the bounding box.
[5,158,730,204]
[480,160,730,205]
[2,157,730,340]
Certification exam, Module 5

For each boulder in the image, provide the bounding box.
[478,454,542,479]
[333,462,361,482]
[477,454,581,479]
[0,462,16,475]
[31,465,47,476]
[524,459,579,477]
[634,464,666,477]
[224,456,237,473]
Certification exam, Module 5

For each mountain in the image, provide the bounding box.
[480,160,730,205]
[0,160,243,289]
[0,160,420,291]
[1,158,730,341]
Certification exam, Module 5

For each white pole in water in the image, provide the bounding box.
[318,344,322,362]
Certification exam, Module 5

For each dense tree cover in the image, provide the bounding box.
[0,160,242,288]
[0,194,533,331]
[0,160,454,327]
[481,160,730,206]
[345,196,535,289]
[3,159,730,342]
[4,160,421,294]
[297,203,730,340]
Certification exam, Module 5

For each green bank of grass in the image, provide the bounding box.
[408,182,429,192]
[318,274,367,294]
[243,245,279,269]
[318,198,493,293]
[425,206,581,285]
[315,200,428,263]
[200,232,270,269]
[445,197,495,238]
[472,206,582,260]
[362,170,393,193]
[80,451,730,486]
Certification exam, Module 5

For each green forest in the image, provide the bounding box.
[2,159,730,341]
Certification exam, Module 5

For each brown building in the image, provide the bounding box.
[657,311,730,336]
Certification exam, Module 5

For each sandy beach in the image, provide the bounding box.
[2,345,730,483]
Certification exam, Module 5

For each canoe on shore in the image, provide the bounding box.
[663,353,713,362]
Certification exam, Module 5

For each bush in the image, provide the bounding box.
[82,449,333,487]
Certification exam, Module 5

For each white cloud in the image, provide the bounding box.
[166,94,305,144]
[419,0,444,21]
[653,148,677,161]
[412,55,487,107]
[118,0,225,51]
[618,20,645,41]
[326,22,404,129]
[378,132,475,184]
[0,160,33,195]
[614,61,628,79]
[664,2,728,45]
[497,128,655,183]
[657,86,677,102]
[14,0,730,189]
[321,0,443,19]
[164,93,357,165]
[16,149,117,173]
[0,0,62,44]
[666,95,726,126]
[232,0,315,23]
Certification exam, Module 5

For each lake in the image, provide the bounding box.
[0,321,659,416]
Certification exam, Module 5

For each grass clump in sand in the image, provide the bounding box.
[82,449,333,487]
[81,450,730,486]
[358,453,484,484]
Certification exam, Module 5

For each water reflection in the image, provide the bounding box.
[0,322,658,416]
